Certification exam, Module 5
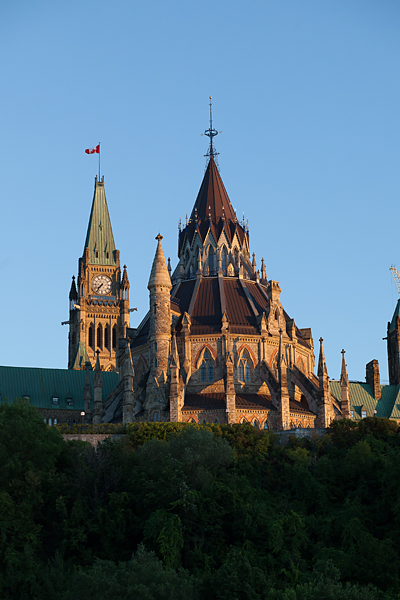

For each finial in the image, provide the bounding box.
[203,96,220,160]
[156,233,163,242]
[178,218,181,232]
[341,349,345,355]
[185,212,188,226]
[319,337,323,343]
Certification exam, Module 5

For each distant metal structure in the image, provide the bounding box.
[390,265,400,297]
[201,96,222,170]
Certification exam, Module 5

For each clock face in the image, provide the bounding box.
[92,275,112,295]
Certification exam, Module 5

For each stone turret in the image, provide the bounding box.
[316,338,334,427]
[169,331,183,421]
[121,340,135,423]
[340,349,351,418]
[277,329,290,430]
[147,234,172,384]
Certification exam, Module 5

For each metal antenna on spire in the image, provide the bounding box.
[202,96,220,164]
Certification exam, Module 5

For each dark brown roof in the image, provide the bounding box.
[236,394,277,411]
[191,278,221,334]
[178,157,248,253]
[224,279,258,334]
[289,399,316,416]
[183,393,225,411]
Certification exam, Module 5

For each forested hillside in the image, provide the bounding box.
[1,399,400,599]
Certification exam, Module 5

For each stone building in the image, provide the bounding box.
[100,110,342,429]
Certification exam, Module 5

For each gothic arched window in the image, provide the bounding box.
[221,247,228,275]
[200,349,214,382]
[97,324,103,349]
[238,353,252,383]
[112,325,117,349]
[104,325,110,350]
[88,323,94,350]
[208,246,214,275]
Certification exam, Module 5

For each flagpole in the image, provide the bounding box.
[98,142,101,180]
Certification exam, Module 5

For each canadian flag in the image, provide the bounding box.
[85,144,100,154]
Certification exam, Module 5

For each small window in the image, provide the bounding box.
[95,251,99,258]
[23,395,30,400]
[263,421,269,430]
[54,418,57,425]
[106,252,109,259]
[361,410,367,418]
[52,397,58,405]
[48,418,52,426]
[350,410,354,418]
[67,398,73,407]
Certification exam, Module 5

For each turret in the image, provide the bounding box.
[147,234,172,381]
[277,329,290,430]
[340,349,351,418]
[316,338,334,428]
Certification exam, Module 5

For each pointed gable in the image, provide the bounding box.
[84,177,117,266]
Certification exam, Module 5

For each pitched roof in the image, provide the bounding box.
[389,299,400,331]
[0,366,118,411]
[178,157,248,253]
[83,178,117,266]
[329,380,400,420]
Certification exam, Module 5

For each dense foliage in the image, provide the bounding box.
[2,400,400,599]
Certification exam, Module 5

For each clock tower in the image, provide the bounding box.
[68,176,130,371]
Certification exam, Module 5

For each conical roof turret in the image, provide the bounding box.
[317,337,329,378]
[340,349,349,387]
[69,276,78,301]
[178,157,248,255]
[148,234,172,289]
[83,177,117,266]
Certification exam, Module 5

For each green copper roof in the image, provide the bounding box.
[72,341,92,370]
[84,178,117,266]
[0,366,118,411]
[330,380,400,420]
[389,299,400,331]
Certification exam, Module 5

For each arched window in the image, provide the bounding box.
[88,323,94,349]
[48,418,52,427]
[104,325,110,350]
[208,246,214,274]
[200,349,214,382]
[274,308,279,321]
[263,421,269,430]
[97,324,103,349]
[222,247,228,274]
[253,419,259,429]
[112,325,117,349]
[238,352,252,383]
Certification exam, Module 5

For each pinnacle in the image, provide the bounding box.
[148,234,172,289]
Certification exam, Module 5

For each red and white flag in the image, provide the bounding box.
[85,144,100,154]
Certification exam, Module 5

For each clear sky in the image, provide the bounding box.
[1,0,399,382]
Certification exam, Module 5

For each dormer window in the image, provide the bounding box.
[361,410,367,418]
[350,410,354,418]
[67,398,73,407]
[52,397,58,405]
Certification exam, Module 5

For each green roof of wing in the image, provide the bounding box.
[0,366,118,411]
[330,380,400,419]
[84,179,117,266]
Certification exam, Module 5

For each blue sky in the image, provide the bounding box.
[1,0,399,382]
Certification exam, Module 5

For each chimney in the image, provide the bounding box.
[366,360,381,400]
